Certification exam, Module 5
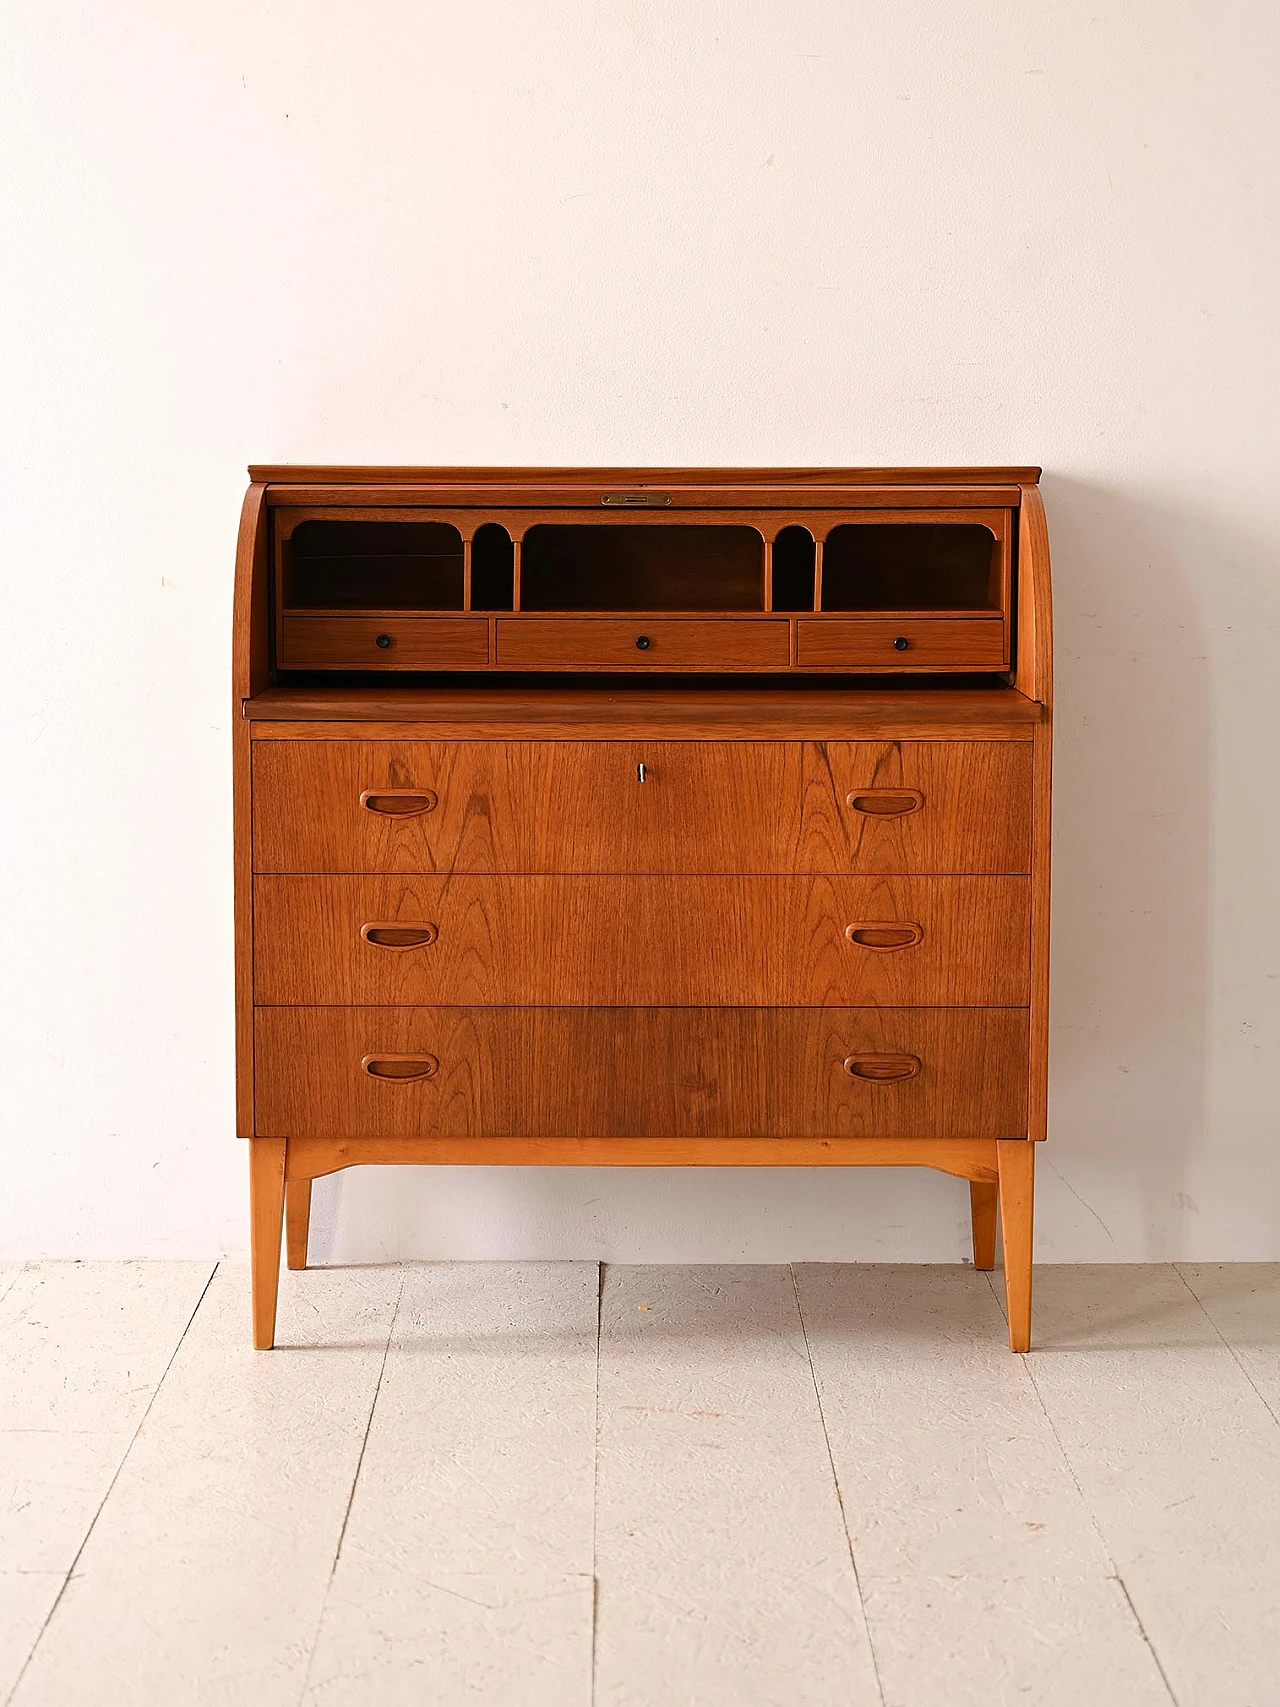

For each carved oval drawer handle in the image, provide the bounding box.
[360,922,438,950]
[361,1053,440,1082]
[845,923,924,952]
[843,1053,922,1083]
[359,788,438,817]
[846,789,924,817]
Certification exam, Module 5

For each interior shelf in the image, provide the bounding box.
[284,519,466,610]
[270,508,1014,674]
[820,523,1001,612]
[519,524,764,612]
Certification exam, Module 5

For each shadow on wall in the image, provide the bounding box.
[1041,475,1212,1260]
[307,476,1223,1265]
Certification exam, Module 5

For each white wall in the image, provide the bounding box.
[2,1,1278,1263]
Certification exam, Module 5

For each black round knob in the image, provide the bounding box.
[893,635,909,651]
[375,633,392,649]
[635,634,651,651]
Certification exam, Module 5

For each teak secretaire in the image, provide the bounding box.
[233,466,1052,1349]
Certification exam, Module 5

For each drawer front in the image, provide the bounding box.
[252,740,1032,874]
[254,874,1031,1006]
[494,617,790,670]
[278,615,490,671]
[254,1006,1030,1139]
[797,741,1031,873]
[796,617,1007,670]
[253,740,797,873]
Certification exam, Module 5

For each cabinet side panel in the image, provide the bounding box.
[233,484,268,1136]
[234,718,255,1136]
[1016,485,1052,1138]
[1029,717,1052,1140]
[233,483,270,701]
[1014,485,1053,708]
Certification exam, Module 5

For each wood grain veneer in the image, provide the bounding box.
[233,484,268,1139]
[278,615,489,671]
[253,874,1031,1008]
[243,683,1043,739]
[250,462,1041,487]
[495,616,792,670]
[254,1006,1030,1141]
[795,616,1008,671]
[251,739,1033,876]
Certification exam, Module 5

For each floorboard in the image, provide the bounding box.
[300,1261,599,1707]
[1177,1261,1280,1422]
[0,1265,24,1309]
[1025,1264,1280,1707]
[9,1262,401,1707]
[6,1260,1280,1706]
[593,1263,881,1707]
[795,1264,1171,1707]
[0,1261,214,1702]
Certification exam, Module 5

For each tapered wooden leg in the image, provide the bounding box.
[970,1179,998,1271]
[285,1178,312,1271]
[996,1139,1035,1352]
[249,1137,287,1350]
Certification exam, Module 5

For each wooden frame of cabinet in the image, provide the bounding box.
[234,467,1052,1352]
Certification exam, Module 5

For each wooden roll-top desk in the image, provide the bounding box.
[233,466,1051,1349]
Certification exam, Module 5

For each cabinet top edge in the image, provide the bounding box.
[247,464,1043,488]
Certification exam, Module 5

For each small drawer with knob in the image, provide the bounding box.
[795,616,1007,671]
[277,614,490,671]
[494,617,790,670]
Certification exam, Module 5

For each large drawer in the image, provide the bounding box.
[251,740,1032,874]
[253,1006,1030,1139]
[253,874,1031,1007]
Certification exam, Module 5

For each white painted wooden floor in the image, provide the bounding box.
[2,1261,1278,1706]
